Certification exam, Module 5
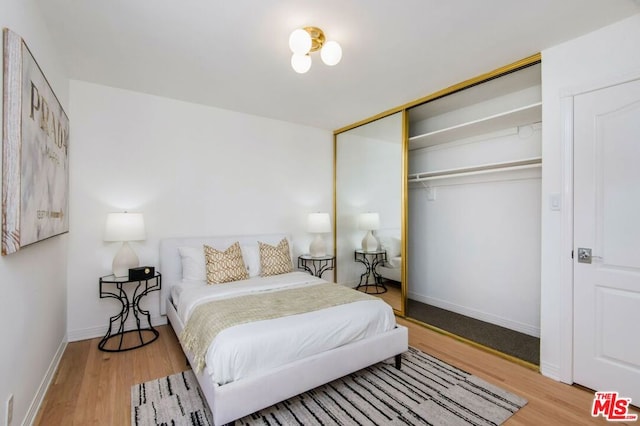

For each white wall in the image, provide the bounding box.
[540,13,640,380]
[0,0,69,424]
[66,80,333,340]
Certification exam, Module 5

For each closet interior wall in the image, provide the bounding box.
[407,63,542,338]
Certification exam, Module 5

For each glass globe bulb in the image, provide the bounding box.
[291,54,312,74]
[289,29,312,55]
[320,41,342,66]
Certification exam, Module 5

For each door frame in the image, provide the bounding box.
[558,69,640,384]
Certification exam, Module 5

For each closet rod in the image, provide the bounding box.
[408,157,541,183]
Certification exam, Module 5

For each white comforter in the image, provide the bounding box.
[174,272,396,385]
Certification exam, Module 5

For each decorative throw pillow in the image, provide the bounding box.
[258,238,293,277]
[204,242,249,284]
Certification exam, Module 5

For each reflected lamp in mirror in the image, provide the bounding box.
[307,212,331,257]
[358,212,380,252]
[104,212,146,277]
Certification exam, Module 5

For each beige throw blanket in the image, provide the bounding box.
[180,283,377,374]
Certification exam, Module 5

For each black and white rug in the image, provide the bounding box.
[131,347,527,425]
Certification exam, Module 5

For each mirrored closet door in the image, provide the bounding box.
[335,111,405,313]
[406,60,542,366]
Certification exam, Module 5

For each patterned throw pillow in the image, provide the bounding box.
[258,238,293,277]
[204,242,249,284]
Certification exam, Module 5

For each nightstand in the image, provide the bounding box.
[354,249,387,294]
[98,272,161,352]
[298,254,335,279]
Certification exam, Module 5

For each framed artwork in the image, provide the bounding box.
[2,28,69,255]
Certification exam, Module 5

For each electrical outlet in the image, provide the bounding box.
[6,394,13,426]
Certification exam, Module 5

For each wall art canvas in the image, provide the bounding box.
[2,28,69,255]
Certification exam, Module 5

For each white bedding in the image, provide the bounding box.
[174,272,396,385]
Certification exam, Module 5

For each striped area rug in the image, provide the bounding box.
[131,347,527,425]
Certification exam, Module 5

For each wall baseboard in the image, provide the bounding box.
[23,335,67,426]
[67,315,168,342]
[408,292,540,337]
[540,361,562,382]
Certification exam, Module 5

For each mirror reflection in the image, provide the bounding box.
[335,112,403,312]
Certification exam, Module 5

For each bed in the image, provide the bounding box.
[160,233,408,425]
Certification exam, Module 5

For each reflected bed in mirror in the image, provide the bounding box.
[334,111,404,313]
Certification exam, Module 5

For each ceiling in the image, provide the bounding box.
[36,0,639,130]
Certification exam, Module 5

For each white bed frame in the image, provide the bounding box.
[160,234,408,425]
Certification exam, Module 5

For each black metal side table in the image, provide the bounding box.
[98,272,161,352]
[354,249,387,294]
[298,254,335,279]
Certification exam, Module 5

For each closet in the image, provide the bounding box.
[406,61,542,364]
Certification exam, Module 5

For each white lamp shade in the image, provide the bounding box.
[291,53,312,73]
[104,212,146,242]
[307,213,331,233]
[289,29,312,55]
[358,212,380,231]
[320,41,342,66]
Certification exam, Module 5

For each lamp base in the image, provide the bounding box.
[112,241,140,277]
[361,230,378,252]
[309,234,327,257]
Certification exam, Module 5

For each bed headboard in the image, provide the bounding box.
[159,233,290,315]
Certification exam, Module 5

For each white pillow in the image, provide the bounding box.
[241,244,261,277]
[380,236,401,258]
[178,246,206,281]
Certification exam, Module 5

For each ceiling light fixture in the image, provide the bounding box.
[289,26,342,74]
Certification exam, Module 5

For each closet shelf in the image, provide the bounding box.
[408,157,542,183]
[409,102,542,150]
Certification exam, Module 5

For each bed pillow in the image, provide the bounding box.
[380,236,402,258]
[204,242,250,284]
[178,246,206,281]
[241,244,261,277]
[258,238,294,276]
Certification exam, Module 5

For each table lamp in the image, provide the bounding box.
[104,212,146,277]
[307,212,331,257]
[358,212,380,252]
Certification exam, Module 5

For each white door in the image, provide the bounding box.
[573,78,640,403]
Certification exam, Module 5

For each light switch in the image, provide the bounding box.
[550,193,561,211]
[426,187,436,201]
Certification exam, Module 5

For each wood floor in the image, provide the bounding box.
[357,280,402,311]
[34,321,637,425]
